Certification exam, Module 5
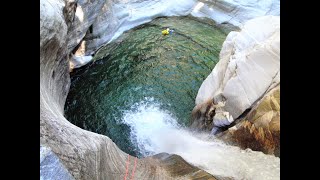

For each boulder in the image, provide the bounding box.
[218,85,280,157]
[192,15,280,133]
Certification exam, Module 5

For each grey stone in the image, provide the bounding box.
[193,16,280,132]
[40,146,75,180]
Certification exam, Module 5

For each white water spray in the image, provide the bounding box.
[122,98,280,180]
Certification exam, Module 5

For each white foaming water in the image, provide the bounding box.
[122,99,280,180]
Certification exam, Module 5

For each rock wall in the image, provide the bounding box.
[191,0,280,27]
[218,85,280,157]
[66,0,279,68]
[191,15,280,157]
[191,15,279,133]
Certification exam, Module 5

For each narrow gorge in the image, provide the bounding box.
[40,0,280,179]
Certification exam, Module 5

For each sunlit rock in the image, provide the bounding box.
[63,0,280,64]
[192,15,280,133]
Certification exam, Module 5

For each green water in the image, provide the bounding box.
[65,16,228,156]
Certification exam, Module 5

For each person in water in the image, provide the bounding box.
[162,28,174,35]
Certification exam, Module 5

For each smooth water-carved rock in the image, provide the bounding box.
[66,0,106,52]
[192,15,280,133]
[41,0,280,178]
[69,40,93,70]
[148,153,218,180]
[84,0,280,55]
[218,85,280,157]
[65,0,279,68]
[191,0,280,27]
[40,0,222,179]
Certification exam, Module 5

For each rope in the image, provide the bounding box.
[123,155,138,180]
[130,157,137,180]
[124,155,130,180]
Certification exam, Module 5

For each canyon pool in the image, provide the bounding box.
[65,16,280,179]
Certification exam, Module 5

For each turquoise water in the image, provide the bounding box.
[64,16,227,157]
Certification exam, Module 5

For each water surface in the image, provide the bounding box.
[65,16,227,156]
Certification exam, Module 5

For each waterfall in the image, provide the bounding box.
[122,98,280,180]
